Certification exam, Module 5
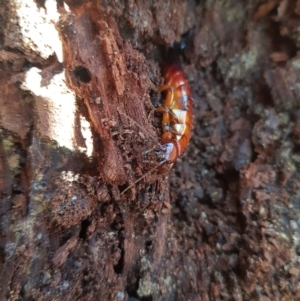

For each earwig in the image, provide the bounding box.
[153,63,193,173]
[121,56,193,195]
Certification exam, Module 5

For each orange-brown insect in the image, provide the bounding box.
[121,61,192,195]
[153,63,193,173]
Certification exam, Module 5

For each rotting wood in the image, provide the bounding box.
[1,0,300,300]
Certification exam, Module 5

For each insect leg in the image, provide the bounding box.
[155,85,175,107]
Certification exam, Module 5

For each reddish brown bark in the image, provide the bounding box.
[1,0,300,300]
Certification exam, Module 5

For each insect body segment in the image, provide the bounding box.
[154,63,193,173]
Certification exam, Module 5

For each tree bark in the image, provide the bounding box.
[1,0,300,300]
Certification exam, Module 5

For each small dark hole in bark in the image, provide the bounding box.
[74,66,91,83]
[19,286,25,298]
[126,274,140,299]
[113,248,124,275]
[145,240,152,251]
[0,246,5,265]
[79,219,91,239]
[118,184,129,194]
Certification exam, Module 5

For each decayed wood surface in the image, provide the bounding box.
[1,0,300,300]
